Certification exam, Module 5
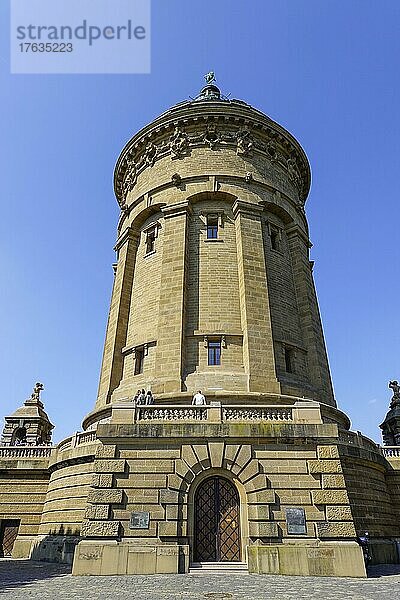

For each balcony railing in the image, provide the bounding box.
[57,430,97,452]
[0,446,52,459]
[130,403,299,423]
[223,406,292,421]
[136,406,208,422]
[381,446,400,458]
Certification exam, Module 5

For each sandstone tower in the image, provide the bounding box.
[2,76,400,576]
[92,76,334,419]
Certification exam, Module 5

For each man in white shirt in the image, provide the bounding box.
[192,390,206,405]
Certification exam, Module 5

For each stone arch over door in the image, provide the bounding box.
[193,475,241,562]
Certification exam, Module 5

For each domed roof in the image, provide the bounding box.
[114,74,311,207]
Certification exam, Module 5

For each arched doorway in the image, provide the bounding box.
[194,476,241,562]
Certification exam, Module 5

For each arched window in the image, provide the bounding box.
[12,427,27,445]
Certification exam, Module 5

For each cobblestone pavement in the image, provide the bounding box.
[1,560,400,600]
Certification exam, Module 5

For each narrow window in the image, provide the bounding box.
[145,227,157,254]
[134,347,144,375]
[284,347,295,373]
[270,228,280,251]
[208,340,221,366]
[207,215,218,239]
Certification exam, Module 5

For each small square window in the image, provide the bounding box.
[134,347,144,375]
[207,216,218,239]
[284,347,295,374]
[145,227,157,254]
[208,340,221,366]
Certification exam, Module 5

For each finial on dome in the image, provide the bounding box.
[194,71,227,102]
[204,71,216,85]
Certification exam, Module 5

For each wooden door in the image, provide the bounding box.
[194,476,241,562]
[0,520,20,557]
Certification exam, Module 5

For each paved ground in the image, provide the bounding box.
[0,560,400,599]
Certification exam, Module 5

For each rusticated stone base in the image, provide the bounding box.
[248,542,366,577]
[72,541,189,575]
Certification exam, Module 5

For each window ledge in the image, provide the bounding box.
[144,250,156,258]
[204,239,224,243]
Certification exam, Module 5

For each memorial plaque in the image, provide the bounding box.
[285,507,306,534]
[129,511,150,529]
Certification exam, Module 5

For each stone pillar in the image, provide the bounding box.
[286,225,335,405]
[233,200,280,393]
[154,202,191,394]
[95,227,138,408]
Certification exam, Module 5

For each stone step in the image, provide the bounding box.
[189,562,248,574]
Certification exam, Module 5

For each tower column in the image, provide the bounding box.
[96,227,138,408]
[286,226,334,403]
[154,201,191,394]
[233,200,280,393]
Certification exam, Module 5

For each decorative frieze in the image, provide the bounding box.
[114,111,310,203]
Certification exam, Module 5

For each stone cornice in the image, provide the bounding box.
[161,200,193,219]
[113,226,139,252]
[114,101,311,207]
[232,199,264,218]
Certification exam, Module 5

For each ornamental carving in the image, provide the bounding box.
[266,141,277,162]
[122,156,137,198]
[143,140,158,167]
[171,173,182,187]
[115,113,310,205]
[169,126,189,158]
[389,380,400,409]
[203,123,220,149]
[236,127,253,155]
[287,156,301,187]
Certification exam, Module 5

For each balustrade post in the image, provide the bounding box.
[208,401,222,423]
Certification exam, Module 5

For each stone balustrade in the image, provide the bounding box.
[381,446,400,458]
[137,406,208,422]
[110,400,323,425]
[57,430,97,452]
[223,406,292,421]
[0,445,52,458]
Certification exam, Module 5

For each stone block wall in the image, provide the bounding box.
[0,458,49,558]
[77,423,358,562]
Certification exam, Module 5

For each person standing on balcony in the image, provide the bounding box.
[192,390,206,405]
[146,390,154,405]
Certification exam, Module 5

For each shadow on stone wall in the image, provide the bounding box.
[30,525,80,565]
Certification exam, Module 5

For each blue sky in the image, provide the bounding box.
[1,0,399,443]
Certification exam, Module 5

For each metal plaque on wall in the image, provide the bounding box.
[285,507,306,535]
[129,511,150,529]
